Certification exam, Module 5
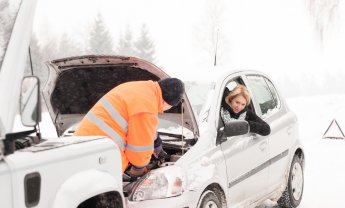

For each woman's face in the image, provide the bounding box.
[229,95,247,113]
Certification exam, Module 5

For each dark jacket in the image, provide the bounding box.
[221,103,271,136]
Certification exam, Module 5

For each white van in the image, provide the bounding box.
[0,1,125,207]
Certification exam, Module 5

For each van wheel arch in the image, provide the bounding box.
[77,191,123,208]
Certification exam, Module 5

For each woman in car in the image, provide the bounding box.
[221,84,271,136]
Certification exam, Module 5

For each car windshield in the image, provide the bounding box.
[0,0,21,70]
[185,81,216,118]
[157,81,215,136]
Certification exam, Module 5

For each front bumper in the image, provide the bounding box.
[126,190,199,208]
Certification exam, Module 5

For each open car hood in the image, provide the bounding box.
[42,55,199,137]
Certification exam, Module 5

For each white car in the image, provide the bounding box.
[44,55,304,208]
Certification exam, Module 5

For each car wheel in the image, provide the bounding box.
[277,154,304,208]
[198,190,222,208]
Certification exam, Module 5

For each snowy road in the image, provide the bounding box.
[257,94,345,208]
[287,94,345,208]
[257,139,345,208]
[299,140,345,208]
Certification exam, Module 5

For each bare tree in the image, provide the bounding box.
[193,0,229,67]
[307,0,340,42]
[58,33,83,58]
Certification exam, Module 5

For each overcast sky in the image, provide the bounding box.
[33,0,345,90]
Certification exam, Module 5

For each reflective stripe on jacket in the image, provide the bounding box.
[74,80,163,172]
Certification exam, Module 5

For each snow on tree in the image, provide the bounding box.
[307,0,340,43]
[41,37,60,61]
[117,25,135,56]
[87,13,115,55]
[26,33,81,90]
[57,33,83,58]
[134,24,156,63]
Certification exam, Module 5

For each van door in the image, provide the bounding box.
[0,157,12,208]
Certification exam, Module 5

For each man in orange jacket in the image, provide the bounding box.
[74,78,184,178]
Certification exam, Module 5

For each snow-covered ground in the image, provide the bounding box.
[287,94,345,208]
[13,93,345,207]
[259,93,345,208]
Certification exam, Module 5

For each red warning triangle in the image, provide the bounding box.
[322,119,345,139]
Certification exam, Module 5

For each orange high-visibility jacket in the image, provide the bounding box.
[74,80,163,172]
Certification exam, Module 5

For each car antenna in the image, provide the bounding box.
[214,28,219,67]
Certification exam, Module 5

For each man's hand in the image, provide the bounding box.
[153,135,170,164]
[155,149,170,164]
[123,165,148,182]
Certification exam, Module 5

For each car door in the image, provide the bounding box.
[244,74,292,193]
[219,76,269,206]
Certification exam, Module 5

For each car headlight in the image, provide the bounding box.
[130,165,185,201]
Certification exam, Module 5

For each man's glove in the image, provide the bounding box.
[154,145,170,164]
[123,165,148,182]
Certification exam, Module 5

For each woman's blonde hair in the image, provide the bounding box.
[225,84,251,107]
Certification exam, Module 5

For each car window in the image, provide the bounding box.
[265,77,281,110]
[225,80,238,91]
[221,77,254,111]
[218,76,258,129]
[246,75,280,117]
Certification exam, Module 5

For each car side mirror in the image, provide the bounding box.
[224,120,249,137]
[20,76,41,127]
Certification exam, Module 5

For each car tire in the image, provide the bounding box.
[277,154,304,208]
[198,190,222,208]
